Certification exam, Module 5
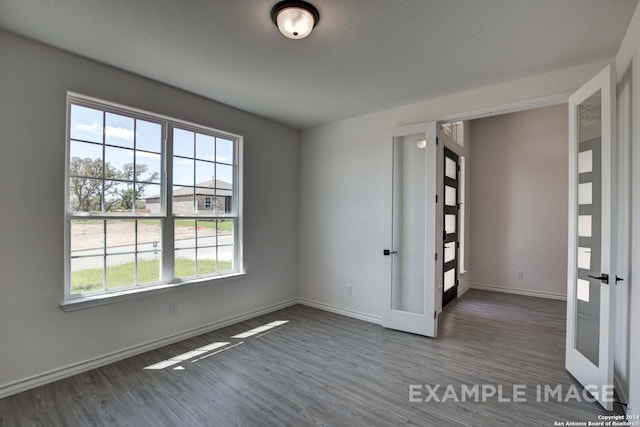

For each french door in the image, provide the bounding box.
[382,122,440,337]
[566,65,616,411]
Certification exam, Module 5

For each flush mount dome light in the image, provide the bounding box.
[271,0,320,40]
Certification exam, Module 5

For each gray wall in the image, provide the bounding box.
[0,31,299,391]
[469,105,569,298]
[299,61,605,321]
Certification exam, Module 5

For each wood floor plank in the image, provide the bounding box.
[0,290,624,426]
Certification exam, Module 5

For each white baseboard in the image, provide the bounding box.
[0,298,298,400]
[458,285,470,297]
[470,283,567,301]
[297,298,382,324]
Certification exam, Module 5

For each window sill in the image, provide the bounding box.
[61,272,247,312]
[460,270,468,275]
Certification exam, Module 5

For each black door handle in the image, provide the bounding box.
[383,249,399,256]
[587,273,609,284]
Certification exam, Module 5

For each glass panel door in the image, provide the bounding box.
[390,133,426,315]
[382,122,439,338]
[566,65,616,411]
[575,91,602,365]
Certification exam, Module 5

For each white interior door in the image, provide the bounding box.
[382,122,441,337]
[566,65,616,411]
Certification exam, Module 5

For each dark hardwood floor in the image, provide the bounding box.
[0,290,624,426]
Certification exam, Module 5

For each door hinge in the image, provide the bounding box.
[443,230,447,239]
[435,252,438,261]
[456,241,460,249]
[435,194,438,203]
[457,165,461,172]
[436,136,439,145]
[434,311,437,319]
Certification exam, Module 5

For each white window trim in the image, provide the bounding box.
[63,93,244,309]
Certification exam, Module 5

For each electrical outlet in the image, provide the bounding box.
[517,271,524,280]
[169,302,177,316]
[346,285,353,295]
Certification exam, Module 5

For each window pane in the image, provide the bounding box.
[579,182,593,205]
[445,157,456,179]
[217,220,234,243]
[105,146,133,175]
[196,133,215,161]
[70,105,103,143]
[173,186,195,214]
[138,220,161,250]
[71,256,103,294]
[175,249,196,278]
[445,185,456,207]
[106,220,135,254]
[136,119,162,153]
[137,220,162,284]
[197,247,217,275]
[195,160,215,187]
[444,242,455,263]
[137,183,160,213]
[216,138,234,164]
[137,258,160,285]
[578,215,592,238]
[578,150,593,174]
[105,112,134,148]
[215,185,233,214]
[69,155,102,178]
[144,186,162,214]
[445,214,456,234]
[175,219,196,249]
[577,279,590,302]
[70,141,103,176]
[444,268,456,291]
[69,178,103,212]
[201,194,215,212]
[195,188,215,213]
[104,181,134,213]
[106,253,135,289]
[218,246,234,273]
[137,219,162,284]
[136,151,161,183]
[196,220,217,248]
[70,220,104,255]
[173,157,194,186]
[216,163,233,187]
[174,128,194,158]
[578,247,591,270]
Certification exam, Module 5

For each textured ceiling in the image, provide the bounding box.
[0,0,637,129]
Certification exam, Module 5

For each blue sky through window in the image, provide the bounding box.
[70,105,234,188]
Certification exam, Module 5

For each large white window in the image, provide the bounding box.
[65,94,242,301]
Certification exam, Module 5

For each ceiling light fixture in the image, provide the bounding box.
[271,0,320,40]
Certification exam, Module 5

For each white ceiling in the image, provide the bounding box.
[0,0,637,129]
